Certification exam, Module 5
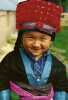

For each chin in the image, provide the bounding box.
[32,53,42,57]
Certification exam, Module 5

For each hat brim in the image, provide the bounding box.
[20,22,56,36]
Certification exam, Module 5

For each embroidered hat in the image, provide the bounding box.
[16,0,63,34]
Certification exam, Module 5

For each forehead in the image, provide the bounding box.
[23,31,51,37]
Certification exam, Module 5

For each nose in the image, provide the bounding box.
[33,40,41,48]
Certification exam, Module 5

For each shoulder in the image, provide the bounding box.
[50,54,68,92]
[0,50,22,69]
[0,50,25,73]
[0,51,16,64]
[51,54,66,71]
[51,54,66,78]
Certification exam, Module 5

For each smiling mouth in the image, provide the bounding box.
[31,49,41,51]
[31,47,41,50]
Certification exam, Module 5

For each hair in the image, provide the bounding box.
[51,32,56,41]
[14,30,23,51]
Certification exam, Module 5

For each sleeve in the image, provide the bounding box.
[56,62,68,92]
[0,54,11,91]
[51,56,68,92]
[53,91,68,100]
[0,89,11,100]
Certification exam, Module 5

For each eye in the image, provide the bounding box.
[24,36,33,39]
[28,36,33,39]
[25,36,34,41]
[41,37,48,40]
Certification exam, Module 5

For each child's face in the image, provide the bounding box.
[22,31,52,57]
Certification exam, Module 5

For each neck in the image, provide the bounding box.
[34,54,42,61]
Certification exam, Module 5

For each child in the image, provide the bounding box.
[0,0,68,100]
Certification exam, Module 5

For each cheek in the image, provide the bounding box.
[42,41,51,49]
[23,39,33,48]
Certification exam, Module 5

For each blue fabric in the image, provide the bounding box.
[0,89,10,100]
[53,91,68,100]
[32,54,47,79]
[21,47,48,79]
[19,48,52,88]
[66,93,68,100]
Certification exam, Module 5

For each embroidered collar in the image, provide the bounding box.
[19,47,52,88]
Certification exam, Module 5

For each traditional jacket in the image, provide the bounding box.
[0,49,68,92]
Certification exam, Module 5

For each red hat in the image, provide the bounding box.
[16,0,63,33]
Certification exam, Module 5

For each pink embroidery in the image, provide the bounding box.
[10,81,54,100]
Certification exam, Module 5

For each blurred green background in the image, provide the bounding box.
[51,26,68,64]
